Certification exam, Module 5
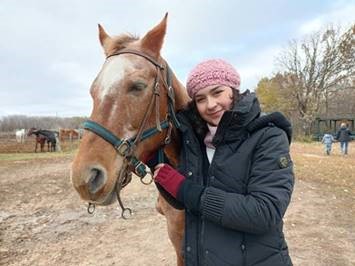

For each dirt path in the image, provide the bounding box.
[0,156,176,266]
[286,179,354,265]
[0,153,354,265]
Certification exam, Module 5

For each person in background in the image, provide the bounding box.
[321,132,334,155]
[154,59,294,265]
[336,123,352,155]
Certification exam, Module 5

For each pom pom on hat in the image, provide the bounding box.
[186,59,241,98]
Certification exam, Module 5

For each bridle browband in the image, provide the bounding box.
[83,49,180,218]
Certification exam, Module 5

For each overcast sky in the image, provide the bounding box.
[1,0,354,117]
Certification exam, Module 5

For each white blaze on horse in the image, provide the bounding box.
[70,14,189,266]
[15,129,26,143]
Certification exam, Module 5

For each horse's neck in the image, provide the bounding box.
[171,72,190,111]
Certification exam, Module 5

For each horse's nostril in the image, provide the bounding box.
[87,168,107,194]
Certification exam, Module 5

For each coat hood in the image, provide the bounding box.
[177,91,292,145]
[215,91,292,145]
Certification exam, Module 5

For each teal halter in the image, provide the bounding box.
[83,119,170,179]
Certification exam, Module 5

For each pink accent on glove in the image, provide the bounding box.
[154,164,185,198]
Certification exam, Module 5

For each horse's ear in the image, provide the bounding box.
[98,24,113,56]
[141,13,168,57]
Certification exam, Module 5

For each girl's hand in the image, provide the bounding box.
[153,163,166,179]
[153,163,186,198]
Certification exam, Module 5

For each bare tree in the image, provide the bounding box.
[276,24,355,135]
[0,115,87,132]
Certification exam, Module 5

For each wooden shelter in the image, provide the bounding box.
[312,115,355,140]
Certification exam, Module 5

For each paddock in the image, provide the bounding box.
[0,142,354,265]
[0,131,79,153]
[59,128,81,142]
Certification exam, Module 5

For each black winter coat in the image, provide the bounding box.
[176,92,294,266]
[336,128,351,142]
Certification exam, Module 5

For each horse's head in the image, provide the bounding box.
[27,127,37,136]
[71,14,189,206]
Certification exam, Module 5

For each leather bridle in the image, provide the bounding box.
[83,49,180,218]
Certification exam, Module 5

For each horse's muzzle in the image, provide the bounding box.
[71,164,117,205]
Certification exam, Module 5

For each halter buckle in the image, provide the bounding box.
[115,140,131,156]
[134,162,153,185]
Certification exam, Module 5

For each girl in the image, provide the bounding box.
[154,59,294,266]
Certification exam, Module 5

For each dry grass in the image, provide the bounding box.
[0,150,75,161]
[285,142,355,265]
[291,141,355,194]
[0,137,80,153]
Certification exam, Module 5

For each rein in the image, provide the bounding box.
[83,49,180,218]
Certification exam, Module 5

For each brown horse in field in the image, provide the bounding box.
[27,129,47,152]
[59,128,80,141]
[71,14,189,265]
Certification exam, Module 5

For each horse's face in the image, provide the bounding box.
[71,15,169,205]
[90,53,164,137]
[27,127,36,136]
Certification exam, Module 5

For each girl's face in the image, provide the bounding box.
[194,85,234,126]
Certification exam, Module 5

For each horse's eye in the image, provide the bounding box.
[129,82,147,92]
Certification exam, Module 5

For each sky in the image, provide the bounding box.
[0,0,354,117]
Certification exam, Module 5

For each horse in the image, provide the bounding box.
[27,128,48,152]
[39,130,57,151]
[59,128,80,142]
[27,128,57,152]
[71,14,190,266]
[15,129,26,143]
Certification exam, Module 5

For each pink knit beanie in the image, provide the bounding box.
[186,59,241,98]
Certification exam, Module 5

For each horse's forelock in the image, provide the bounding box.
[105,34,139,57]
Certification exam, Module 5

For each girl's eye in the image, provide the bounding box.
[214,90,223,95]
[195,98,205,103]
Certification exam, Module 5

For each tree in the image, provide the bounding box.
[0,115,88,132]
[276,24,355,135]
[256,74,295,117]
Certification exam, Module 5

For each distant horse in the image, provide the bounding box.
[15,129,26,143]
[27,128,48,152]
[27,128,57,152]
[59,128,80,141]
[39,130,57,151]
[71,14,189,266]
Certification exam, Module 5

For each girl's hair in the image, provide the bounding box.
[184,89,240,139]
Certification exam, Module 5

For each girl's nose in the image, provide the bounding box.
[207,97,217,109]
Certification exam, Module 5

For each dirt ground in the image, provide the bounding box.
[0,142,354,266]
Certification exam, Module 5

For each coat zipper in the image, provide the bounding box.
[199,147,211,265]
[241,233,246,265]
